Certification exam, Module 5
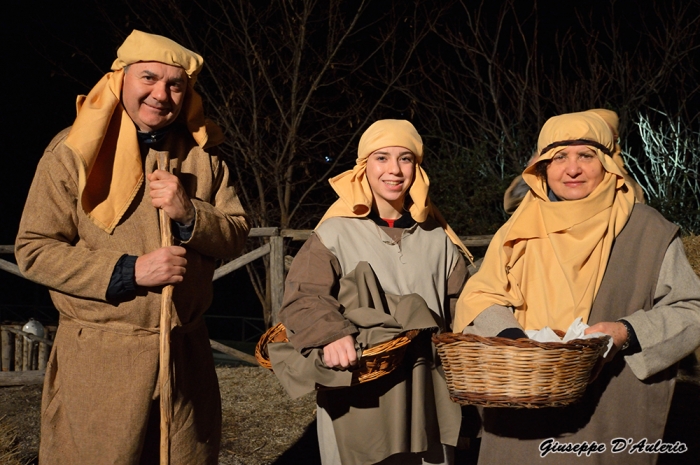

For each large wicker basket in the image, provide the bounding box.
[432,332,610,408]
[256,323,422,386]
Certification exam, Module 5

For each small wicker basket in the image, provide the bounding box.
[255,323,422,386]
[432,332,610,408]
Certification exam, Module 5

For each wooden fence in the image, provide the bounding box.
[0,228,493,385]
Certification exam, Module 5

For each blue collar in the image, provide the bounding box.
[137,126,172,145]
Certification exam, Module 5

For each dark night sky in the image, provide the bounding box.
[0,0,663,326]
[3,1,118,244]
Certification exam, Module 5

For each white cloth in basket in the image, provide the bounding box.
[525,317,614,357]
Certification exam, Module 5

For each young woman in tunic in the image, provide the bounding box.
[455,110,700,465]
[279,119,472,465]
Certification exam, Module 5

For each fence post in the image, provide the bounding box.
[15,332,23,371]
[269,235,284,325]
[38,342,49,370]
[1,326,12,371]
[23,336,30,371]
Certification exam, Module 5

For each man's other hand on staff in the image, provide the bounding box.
[148,169,195,225]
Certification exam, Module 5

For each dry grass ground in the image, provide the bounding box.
[217,366,319,465]
[0,366,319,465]
[0,418,25,465]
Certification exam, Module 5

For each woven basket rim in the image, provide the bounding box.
[432,331,609,351]
[254,322,288,370]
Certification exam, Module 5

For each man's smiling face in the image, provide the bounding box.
[122,61,188,132]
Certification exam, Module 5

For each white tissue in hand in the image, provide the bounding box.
[525,317,614,357]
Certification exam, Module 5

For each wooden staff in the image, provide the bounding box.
[156,153,174,465]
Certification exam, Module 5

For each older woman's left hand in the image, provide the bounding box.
[584,321,629,382]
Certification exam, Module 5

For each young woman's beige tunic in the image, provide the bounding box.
[280,216,467,465]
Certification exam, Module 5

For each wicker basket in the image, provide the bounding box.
[255,323,422,386]
[432,332,610,408]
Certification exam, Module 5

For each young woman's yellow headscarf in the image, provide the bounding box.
[64,30,223,233]
[454,111,635,332]
[318,119,472,261]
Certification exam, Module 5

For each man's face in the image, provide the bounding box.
[122,61,188,132]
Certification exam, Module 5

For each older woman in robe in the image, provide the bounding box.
[455,110,700,465]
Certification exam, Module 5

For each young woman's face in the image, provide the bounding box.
[365,146,416,218]
[546,145,606,200]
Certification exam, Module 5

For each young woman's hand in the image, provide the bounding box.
[322,335,358,369]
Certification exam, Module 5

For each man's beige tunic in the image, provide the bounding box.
[15,126,249,464]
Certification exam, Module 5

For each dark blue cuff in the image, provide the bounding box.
[173,220,194,241]
[106,254,138,301]
[618,319,641,353]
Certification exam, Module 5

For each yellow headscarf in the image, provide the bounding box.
[588,108,628,173]
[64,30,224,233]
[318,119,472,261]
[589,108,646,203]
[454,111,635,332]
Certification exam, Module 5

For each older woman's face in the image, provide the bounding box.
[546,145,605,200]
[366,146,416,218]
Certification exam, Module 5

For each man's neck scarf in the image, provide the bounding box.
[64,30,224,233]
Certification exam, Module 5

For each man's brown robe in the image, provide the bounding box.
[16,127,249,464]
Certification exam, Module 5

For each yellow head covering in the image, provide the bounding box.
[588,108,646,202]
[64,30,223,233]
[588,108,628,173]
[454,111,635,332]
[111,30,204,83]
[318,119,472,261]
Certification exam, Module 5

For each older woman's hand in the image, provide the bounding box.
[322,335,358,369]
[584,321,629,382]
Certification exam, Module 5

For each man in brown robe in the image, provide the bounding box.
[15,30,249,464]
